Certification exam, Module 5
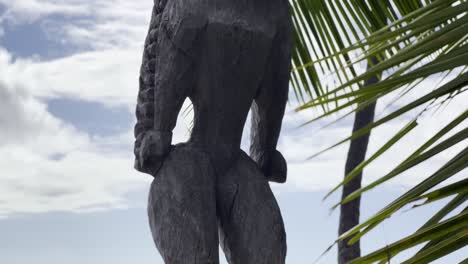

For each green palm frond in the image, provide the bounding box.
[291,0,468,262]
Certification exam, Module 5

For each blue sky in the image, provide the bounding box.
[0,1,466,263]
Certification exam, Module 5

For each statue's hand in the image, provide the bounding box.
[253,150,287,183]
[134,131,172,176]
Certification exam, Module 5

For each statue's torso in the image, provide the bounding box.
[159,0,292,174]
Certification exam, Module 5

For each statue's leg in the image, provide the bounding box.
[217,152,286,264]
[148,144,219,264]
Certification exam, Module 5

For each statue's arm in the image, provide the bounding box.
[134,4,161,175]
[250,19,293,183]
[134,1,193,176]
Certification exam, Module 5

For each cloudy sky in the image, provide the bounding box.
[0,1,466,263]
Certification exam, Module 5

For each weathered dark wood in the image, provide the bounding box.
[149,144,286,263]
[148,144,219,264]
[134,1,293,263]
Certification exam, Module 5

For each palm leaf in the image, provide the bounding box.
[291,0,468,262]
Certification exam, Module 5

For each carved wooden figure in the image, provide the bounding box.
[134,1,293,263]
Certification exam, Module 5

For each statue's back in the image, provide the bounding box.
[160,0,293,173]
[137,2,293,263]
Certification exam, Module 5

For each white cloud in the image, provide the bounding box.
[0,80,88,153]
[1,48,141,108]
[0,78,151,218]
[0,147,143,217]
[0,0,151,108]
[0,43,198,218]
[0,0,90,23]
[0,0,151,49]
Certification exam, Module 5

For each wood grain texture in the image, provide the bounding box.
[135,1,293,263]
[148,144,286,264]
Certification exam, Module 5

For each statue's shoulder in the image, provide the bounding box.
[157,1,208,54]
[158,0,291,41]
[160,0,208,28]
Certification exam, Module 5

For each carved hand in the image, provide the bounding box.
[253,150,287,183]
[135,131,172,176]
